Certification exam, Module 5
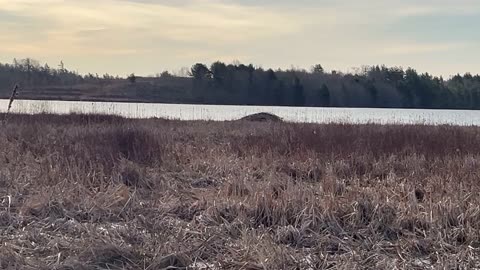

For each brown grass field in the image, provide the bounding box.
[0,113,480,269]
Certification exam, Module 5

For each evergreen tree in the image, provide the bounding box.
[293,77,305,106]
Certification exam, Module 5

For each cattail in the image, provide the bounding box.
[7,84,19,113]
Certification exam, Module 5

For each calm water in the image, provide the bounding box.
[0,99,478,126]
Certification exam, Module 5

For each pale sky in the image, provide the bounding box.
[0,0,479,77]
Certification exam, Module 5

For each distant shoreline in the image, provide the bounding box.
[1,95,479,111]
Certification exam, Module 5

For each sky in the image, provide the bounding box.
[0,0,479,77]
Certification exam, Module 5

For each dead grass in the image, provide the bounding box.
[1,113,480,269]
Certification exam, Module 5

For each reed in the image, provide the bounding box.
[0,113,479,269]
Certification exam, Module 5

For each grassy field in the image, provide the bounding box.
[0,113,479,269]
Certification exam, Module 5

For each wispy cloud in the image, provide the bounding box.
[0,0,308,43]
[380,42,471,55]
[0,0,478,76]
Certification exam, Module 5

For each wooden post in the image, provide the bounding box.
[7,84,19,113]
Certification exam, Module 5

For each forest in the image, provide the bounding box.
[1,58,480,109]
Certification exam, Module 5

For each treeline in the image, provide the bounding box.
[188,62,480,109]
[0,58,121,91]
[1,58,480,109]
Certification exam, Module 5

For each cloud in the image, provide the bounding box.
[0,0,478,76]
[0,0,310,43]
[380,42,471,55]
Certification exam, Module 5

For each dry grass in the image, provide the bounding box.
[1,113,480,269]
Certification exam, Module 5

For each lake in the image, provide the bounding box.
[0,99,478,126]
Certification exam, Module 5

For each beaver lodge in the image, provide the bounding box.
[240,112,283,122]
